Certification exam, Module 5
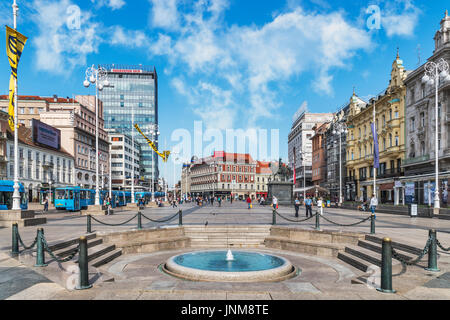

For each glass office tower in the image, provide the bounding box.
[99,64,159,189]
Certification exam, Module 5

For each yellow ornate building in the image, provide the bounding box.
[345,53,408,204]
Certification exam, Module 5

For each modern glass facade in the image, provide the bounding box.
[99,65,159,186]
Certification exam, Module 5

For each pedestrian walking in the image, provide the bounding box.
[246,196,252,209]
[370,194,378,219]
[43,196,49,212]
[305,196,313,217]
[317,197,323,216]
[272,196,278,210]
[294,197,300,217]
[218,196,222,207]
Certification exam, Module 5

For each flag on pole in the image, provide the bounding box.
[5,25,28,132]
[371,123,380,169]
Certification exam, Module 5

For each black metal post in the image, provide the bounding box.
[315,212,320,231]
[426,229,440,272]
[377,238,396,293]
[35,228,47,267]
[76,236,92,290]
[178,210,183,226]
[370,214,375,234]
[137,211,142,230]
[12,223,19,256]
[272,209,276,225]
[87,215,92,234]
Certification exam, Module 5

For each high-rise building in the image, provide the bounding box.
[288,112,334,190]
[98,65,159,190]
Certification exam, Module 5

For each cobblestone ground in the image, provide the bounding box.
[0,201,449,300]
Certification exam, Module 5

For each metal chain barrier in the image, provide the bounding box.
[275,211,316,223]
[391,237,432,266]
[320,214,371,227]
[16,231,38,252]
[90,213,138,226]
[141,211,180,223]
[436,239,450,252]
[42,235,80,263]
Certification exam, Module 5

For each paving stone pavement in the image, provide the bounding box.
[0,202,450,300]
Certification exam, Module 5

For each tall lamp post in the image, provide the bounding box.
[333,123,348,205]
[11,0,21,210]
[422,58,450,212]
[83,65,109,206]
[150,125,160,202]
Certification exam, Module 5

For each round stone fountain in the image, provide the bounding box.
[163,250,297,282]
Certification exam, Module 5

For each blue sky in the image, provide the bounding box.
[0,0,448,186]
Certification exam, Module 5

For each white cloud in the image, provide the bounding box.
[381,0,421,37]
[148,4,372,127]
[31,0,101,74]
[91,0,126,10]
[109,26,149,47]
[149,0,180,30]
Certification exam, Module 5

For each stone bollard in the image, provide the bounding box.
[35,228,47,267]
[179,210,183,226]
[315,212,320,231]
[425,229,440,272]
[76,236,92,290]
[370,214,376,234]
[12,223,19,256]
[377,238,396,293]
[272,209,276,225]
[137,212,142,230]
[87,215,92,234]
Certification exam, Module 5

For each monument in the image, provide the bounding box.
[267,159,294,206]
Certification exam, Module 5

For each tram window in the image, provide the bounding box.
[56,190,66,200]
[0,192,13,208]
[69,191,74,199]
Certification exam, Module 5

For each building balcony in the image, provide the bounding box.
[377,168,404,179]
[404,155,430,166]
[42,161,54,168]
[359,176,367,182]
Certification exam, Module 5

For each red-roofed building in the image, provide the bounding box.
[255,161,273,199]
[186,152,257,199]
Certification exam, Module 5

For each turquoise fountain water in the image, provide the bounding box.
[164,250,296,282]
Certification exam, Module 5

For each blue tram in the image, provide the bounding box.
[0,180,28,210]
[54,187,81,211]
[80,189,95,208]
[135,192,152,204]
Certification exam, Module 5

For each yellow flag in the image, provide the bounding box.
[6,25,28,131]
[134,124,171,162]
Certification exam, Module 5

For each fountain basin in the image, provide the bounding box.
[163,250,297,282]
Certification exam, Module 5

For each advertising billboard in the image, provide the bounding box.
[32,119,61,150]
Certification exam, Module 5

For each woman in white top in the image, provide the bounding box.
[317,197,323,215]
[272,196,278,210]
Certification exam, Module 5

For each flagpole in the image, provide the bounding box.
[373,100,377,201]
[12,0,21,211]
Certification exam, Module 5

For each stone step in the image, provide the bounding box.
[365,235,424,256]
[0,217,47,228]
[338,252,372,272]
[54,238,103,258]
[264,236,345,257]
[438,214,450,221]
[90,248,122,268]
[117,236,191,254]
[344,246,384,267]
[75,243,116,263]
[47,233,97,252]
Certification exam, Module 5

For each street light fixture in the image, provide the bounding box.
[422,58,450,212]
[83,65,109,206]
[333,123,348,205]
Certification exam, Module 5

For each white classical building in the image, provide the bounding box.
[4,123,75,202]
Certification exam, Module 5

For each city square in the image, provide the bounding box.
[0,0,450,309]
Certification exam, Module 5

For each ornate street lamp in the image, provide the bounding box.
[83,65,109,206]
[422,58,450,212]
[333,123,348,205]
